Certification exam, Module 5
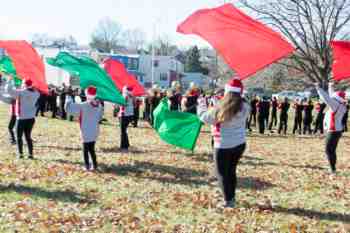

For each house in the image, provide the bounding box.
[182,72,211,90]
[138,55,184,89]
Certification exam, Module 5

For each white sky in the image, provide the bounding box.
[0,0,231,48]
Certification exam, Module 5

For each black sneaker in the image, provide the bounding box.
[224,200,235,208]
[28,155,34,160]
[17,154,24,159]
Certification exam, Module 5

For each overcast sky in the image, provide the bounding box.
[0,0,231,47]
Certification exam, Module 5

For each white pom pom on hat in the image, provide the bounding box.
[85,86,97,100]
[225,77,243,94]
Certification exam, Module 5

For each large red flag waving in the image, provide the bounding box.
[0,40,48,94]
[103,58,146,96]
[177,4,295,79]
[331,41,350,81]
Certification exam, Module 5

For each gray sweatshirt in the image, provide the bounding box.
[316,85,347,132]
[65,98,103,143]
[197,98,250,149]
[5,80,40,120]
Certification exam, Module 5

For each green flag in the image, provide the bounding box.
[47,52,125,105]
[153,98,202,151]
[0,56,22,87]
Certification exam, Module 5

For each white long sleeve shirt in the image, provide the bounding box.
[65,98,103,143]
[197,98,250,149]
[316,85,347,132]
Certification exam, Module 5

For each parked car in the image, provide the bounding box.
[273,91,303,101]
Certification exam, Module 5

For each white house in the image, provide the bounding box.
[139,55,184,89]
[182,72,211,90]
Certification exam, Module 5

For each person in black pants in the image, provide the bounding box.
[342,102,349,132]
[4,77,40,159]
[257,97,270,134]
[248,95,258,128]
[83,142,97,170]
[292,99,303,135]
[59,85,67,120]
[313,100,327,134]
[269,96,278,131]
[119,86,135,151]
[8,106,16,144]
[133,97,141,127]
[214,144,246,205]
[35,93,47,117]
[278,97,290,135]
[303,99,314,135]
[48,88,58,118]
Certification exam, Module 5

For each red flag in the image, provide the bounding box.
[0,40,48,93]
[177,4,295,79]
[331,41,350,81]
[103,58,146,96]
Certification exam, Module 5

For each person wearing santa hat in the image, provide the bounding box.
[3,74,40,159]
[315,82,347,175]
[119,86,134,152]
[65,86,102,171]
[197,77,250,208]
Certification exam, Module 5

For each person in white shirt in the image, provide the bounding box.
[65,86,102,171]
[197,77,250,208]
[315,82,347,174]
[119,86,134,152]
[2,74,40,159]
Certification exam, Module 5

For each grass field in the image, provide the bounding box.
[0,104,349,233]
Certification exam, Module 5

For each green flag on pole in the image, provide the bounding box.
[46,52,125,105]
[153,98,203,151]
[0,56,22,87]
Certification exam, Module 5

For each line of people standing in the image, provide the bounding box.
[247,95,349,135]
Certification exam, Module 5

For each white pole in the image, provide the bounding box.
[151,22,156,87]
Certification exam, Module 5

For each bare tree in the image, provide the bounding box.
[122,28,146,52]
[148,35,179,56]
[90,17,123,53]
[239,0,350,88]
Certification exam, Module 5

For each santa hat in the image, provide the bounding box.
[123,86,133,95]
[85,86,97,100]
[24,79,33,88]
[225,77,243,95]
[333,91,346,103]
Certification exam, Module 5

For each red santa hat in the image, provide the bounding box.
[333,91,346,103]
[85,86,97,100]
[225,77,243,95]
[123,85,133,95]
[24,79,33,88]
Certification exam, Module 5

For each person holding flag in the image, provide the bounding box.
[197,77,250,208]
[119,86,134,152]
[0,79,17,145]
[315,82,347,175]
[65,86,102,171]
[1,73,40,159]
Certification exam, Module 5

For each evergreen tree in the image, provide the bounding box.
[185,46,204,73]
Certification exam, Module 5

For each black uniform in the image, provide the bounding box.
[48,89,58,118]
[248,98,258,128]
[292,103,303,135]
[184,95,198,114]
[278,102,290,135]
[303,103,314,135]
[342,103,349,132]
[269,98,278,130]
[313,103,326,134]
[257,99,270,134]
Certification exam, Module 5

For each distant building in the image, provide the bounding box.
[182,72,211,90]
[139,55,184,89]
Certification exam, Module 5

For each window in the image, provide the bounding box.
[153,60,159,67]
[160,73,168,81]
